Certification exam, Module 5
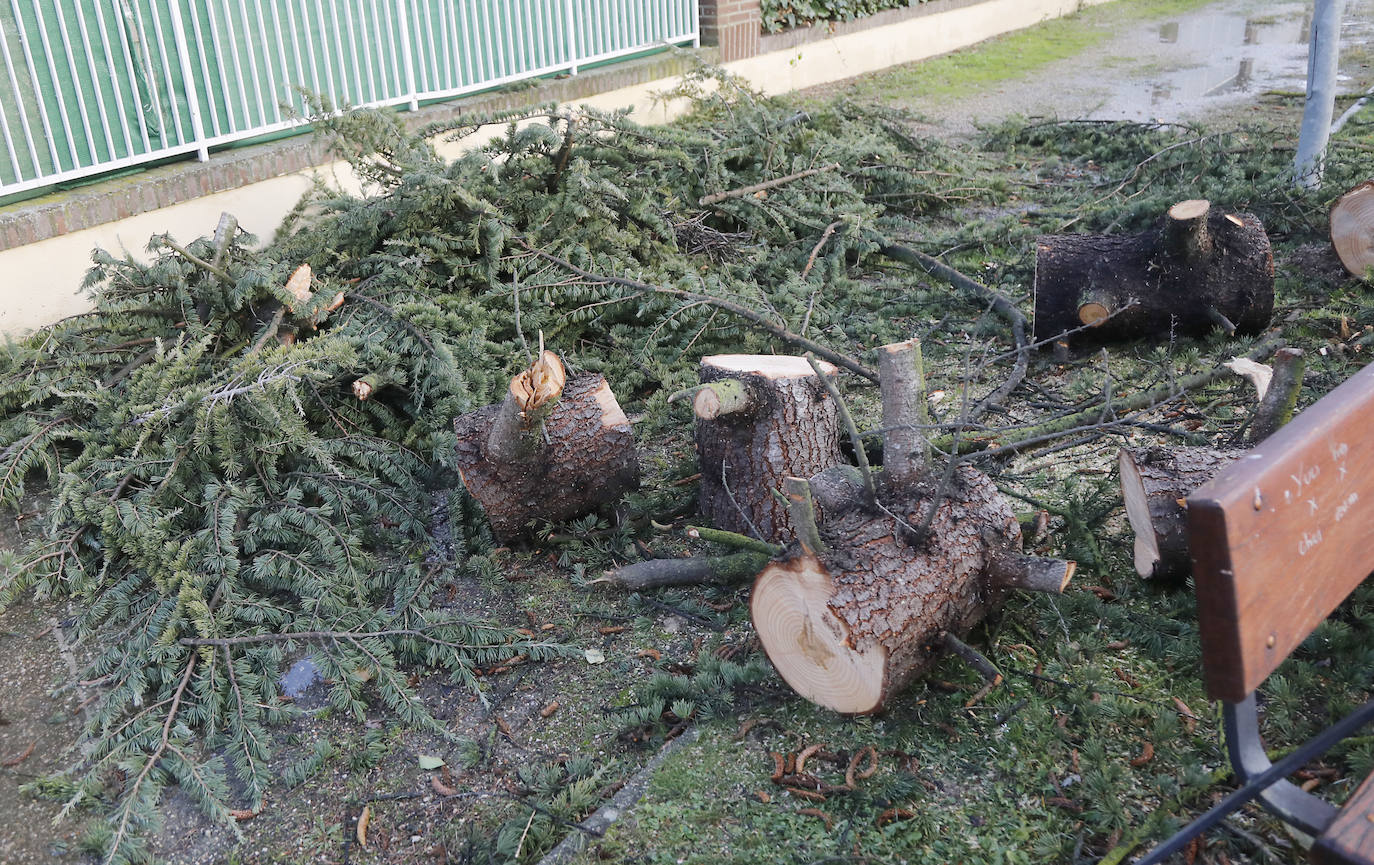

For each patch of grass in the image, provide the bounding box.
[839,0,1218,104]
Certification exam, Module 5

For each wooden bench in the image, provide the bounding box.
[1136,359,1374,864]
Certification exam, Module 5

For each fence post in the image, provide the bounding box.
[564,0,579,75]
[396,0,420,111]
[165,0,209,161]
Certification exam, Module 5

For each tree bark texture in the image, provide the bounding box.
[454,359,638,543]
[694,355,843,543]
[1119,446,1237,581]
[1033,200,1274,347]
[751,466,1058,714]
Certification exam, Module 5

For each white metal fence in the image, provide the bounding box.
[0,0,698,197]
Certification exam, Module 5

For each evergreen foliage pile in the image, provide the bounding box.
[1,65,1370,862]
[0,70,981,861]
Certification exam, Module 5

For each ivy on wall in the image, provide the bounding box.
[761,0,930,33]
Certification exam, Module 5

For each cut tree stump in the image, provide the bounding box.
[1119,446,1238,581]
[1330,180,1374,277]
[749,339,1074,714]
[453,350,639,542]
[1119,347,1305,580]
[1033,200,1275,347]
[692,354,843,543]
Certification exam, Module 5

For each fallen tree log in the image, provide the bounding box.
[1330,180,1374,277]
[1119,347,1304,580]
[750,339,1074,714]
[1033,200,1274,347]
[692,354,843,543]
[453,350,639,542]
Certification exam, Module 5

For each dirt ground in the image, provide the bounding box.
[2,0,1373,863]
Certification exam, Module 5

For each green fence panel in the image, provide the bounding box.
[1,0,698,196]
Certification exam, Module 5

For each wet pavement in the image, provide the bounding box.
[874,0,1374,135]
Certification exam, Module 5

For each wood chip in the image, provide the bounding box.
[637,648,661,661]
[227,808,260,822]
[356,804,372,847]
[783,786,827,802]
[494,717,514,739]
[1046,796,1082,812]
[795,743,825,775]
[1,741,36,767]
[1130,741,1155,768]
[769,751,785,783]
[1173,697,1199,734]
[1106,639,1130,650]
[431,775,459,797]
[598,626,626,635]
[845,746,878,789]
[539,701,559,718]
[754,790,771,803]
[1086,586,1116,601]
[1300,777,1322,793]
[1113,667,1140,689]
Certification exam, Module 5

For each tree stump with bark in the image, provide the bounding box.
[692,354,843,544]
[1331,180,1374,277]
[749,339,1074,714]
[453,351,639,542]
[1033,200,1275,347]
[1119,347,1305,580]
[1119,446,1238,581]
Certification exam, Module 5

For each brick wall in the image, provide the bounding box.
[700,0,762,62]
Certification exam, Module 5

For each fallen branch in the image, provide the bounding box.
[879,241,1029,420]
[593,551,770,590]
[520,243,878,382]
[933,333,1284,455]
[699,163,840,206]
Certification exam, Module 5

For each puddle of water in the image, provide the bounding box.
[1094,0,1374,122]
[280,655,324,703]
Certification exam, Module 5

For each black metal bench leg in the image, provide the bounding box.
[1128,692,1374,864]
[1225,692,1339,836]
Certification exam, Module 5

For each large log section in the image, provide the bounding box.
[1034,200,1274,347]
[454,351,639,542]
[1331,180,1374,277]
[751,340,1074,715]
[1119,348,1305,581]
[693,355,843,543]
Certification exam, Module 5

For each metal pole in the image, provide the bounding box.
[564,0,578,75]
[166,0,210,162]
[394,0,418,111]
[1135,695,1374,865]
[1294,0,1347,189]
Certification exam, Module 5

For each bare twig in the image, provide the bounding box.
[805,353,875,501]
[878,242,1028,420]
[699,163,840,206]
[521,243,878,382]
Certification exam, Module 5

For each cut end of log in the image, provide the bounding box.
[1330,180,1374,277]
[701,354,836,380]
[1119,448,1163,579]
[285,263,313,308]
[1168,199,1211,221]
[692,378,752,420]
[751,556,887,715]
[986,552,1076,594]
[1078,302,1111,327]
[591,379,630,428]
[510,350,567,412]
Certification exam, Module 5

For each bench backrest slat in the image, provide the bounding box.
[1187,360,1374,703]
